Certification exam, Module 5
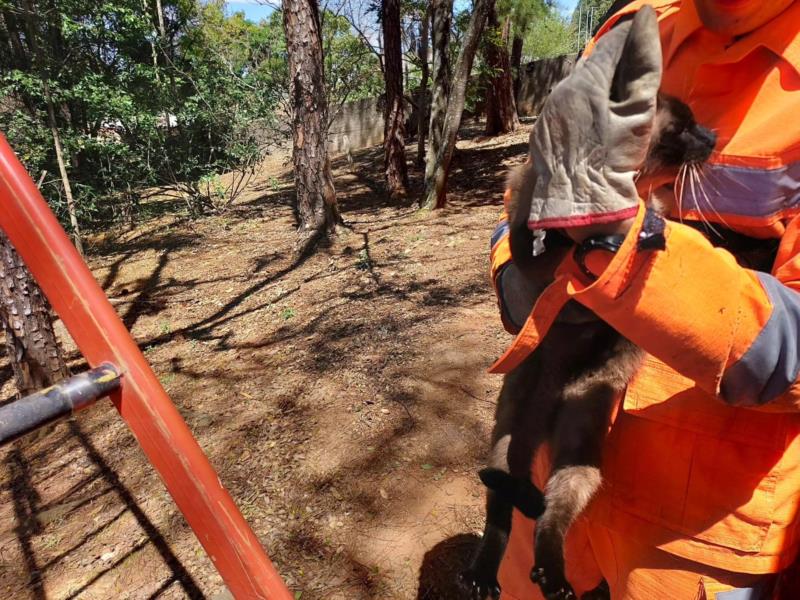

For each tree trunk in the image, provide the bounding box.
[154,0,166,38]
[422,0,452,202]
[511,33,523,102]
[416,4,430,167]
[143,0,160,75]
[44,80,84,256]
[282,0,342,256]
[1,10,30,71]
[21,0,84,256]
[484,11,518,136]
[381,0,409,197]
[422,0,494,209]
[0,231,69,396]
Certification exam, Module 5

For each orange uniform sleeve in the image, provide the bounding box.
[561,203,800,410]
[489,191,517,334]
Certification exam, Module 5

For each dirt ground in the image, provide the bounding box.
[0,123,533,599]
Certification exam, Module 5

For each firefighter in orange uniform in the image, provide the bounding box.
[489,1,800,598]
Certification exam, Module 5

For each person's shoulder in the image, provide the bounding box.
[753,2,800,69]
[599,1,681,31]
[608,0,681,17]
[587,1,681,54]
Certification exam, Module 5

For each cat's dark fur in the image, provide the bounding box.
[460,11,717,600]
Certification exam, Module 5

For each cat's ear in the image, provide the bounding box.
[610,6,662,106]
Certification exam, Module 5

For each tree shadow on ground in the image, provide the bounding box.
[0,124,526,598]
[447,140,529,207]
[417,533,481,600]
[3,420,204,600]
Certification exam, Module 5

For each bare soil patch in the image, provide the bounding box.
[0,124,532,599]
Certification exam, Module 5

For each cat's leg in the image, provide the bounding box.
[460,435,517,600]
[532,337,642,599]
[479,463,545,519]
[461,356,549,600]
[531,383,616,600]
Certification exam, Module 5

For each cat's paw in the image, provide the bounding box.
[580,580,610,600]
[530,566,576,600]
[533,517,572,599]
[458,568,501,600]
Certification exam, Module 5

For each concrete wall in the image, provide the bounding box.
[516,55,576,117]
[327,97,385,155]
[324,54,575,155]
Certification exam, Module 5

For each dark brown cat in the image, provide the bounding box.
[460,11,716,600]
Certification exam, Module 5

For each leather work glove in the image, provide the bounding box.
[526,6,662,237]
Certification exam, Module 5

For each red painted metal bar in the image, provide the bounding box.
[0,134,292,600]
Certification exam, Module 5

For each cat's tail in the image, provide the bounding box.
[479,468,546,518]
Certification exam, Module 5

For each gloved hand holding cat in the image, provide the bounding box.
[527,6,661,240]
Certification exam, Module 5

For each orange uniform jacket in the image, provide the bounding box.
[490,0,800,577]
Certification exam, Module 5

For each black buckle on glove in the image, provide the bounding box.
[574,234,626,281]
[573,209,667,281]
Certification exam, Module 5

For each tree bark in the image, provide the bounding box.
[422,0,494,209]
[0,231,69,396]
[484,10,518,136]
[511,33,523,102]
[0,10,30,71]
[416,4,431,167]
[422,0,452,202]
[381,0,409,197]
[282,0,342,256]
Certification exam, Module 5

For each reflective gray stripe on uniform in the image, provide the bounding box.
[715,588,759,600]
[490,220,510,249]
[715,579,773,600]
[721,274,800,406]
[683,160,800,219]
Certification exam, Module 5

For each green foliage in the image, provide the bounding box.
[355,248,373,271]
[498,0,548,38]
[523,8,577,59]
[571,0,615,23]
[322,11,384,111]
[0,0,277,226]
[572,0,615,46]
[167,1,283,214]
[1,0,382,231]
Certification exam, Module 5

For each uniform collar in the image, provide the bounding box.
[665,0,800,77]
[663,0,702,67]
[758,0,800,76]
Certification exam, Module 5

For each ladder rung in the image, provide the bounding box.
[0,363,121,446]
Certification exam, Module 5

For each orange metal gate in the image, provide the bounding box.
[0,133,292,599]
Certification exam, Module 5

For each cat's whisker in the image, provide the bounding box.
[687,165,710,229]
[690,165,722,226]
[676,163,688,224]
[689,164,722,236]
[646,182,655,209]
[693,164,731,230]
[695,175,725,237]
[695,163,719,199]
[713,165,758,194]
